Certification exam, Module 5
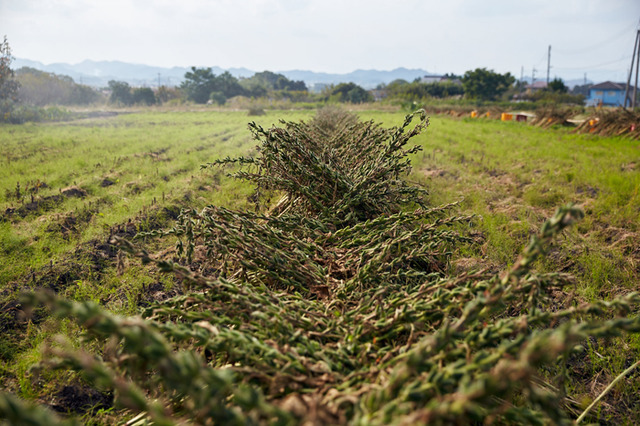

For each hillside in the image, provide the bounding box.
[13,58,430,89]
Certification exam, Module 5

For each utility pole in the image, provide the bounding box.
[157,73,161,88]
[546,45,551,85]
[624,29,640,109]
[520,66,524,83]
[584,73,587,86]
[634,32,640,109]
[532,67,536,85]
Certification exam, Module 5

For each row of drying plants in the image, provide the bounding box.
[574,108,640,139]
[528,105,581,129]
[2,108,640,425]
[421,102,640,139]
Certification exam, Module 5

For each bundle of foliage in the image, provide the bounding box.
[16,67,101,106]
[3,109,640,425]
[207,108,429,225]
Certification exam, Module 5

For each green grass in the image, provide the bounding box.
[0,110,316,285]
[0,109,316,395]
[393,115,640,296]
[6,109,626,298]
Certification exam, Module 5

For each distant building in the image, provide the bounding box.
[586,81,633,106]
[525,81,548,94]
[420,75,462,85]
[421,75,443,83]
[310,83,330,93]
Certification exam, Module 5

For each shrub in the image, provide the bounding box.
[2,104,73,123]
[247,105,265,116]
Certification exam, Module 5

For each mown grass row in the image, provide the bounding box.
[1,108,639,424]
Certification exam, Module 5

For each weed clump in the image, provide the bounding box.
[5,109,640,425]
[247,105,265,116]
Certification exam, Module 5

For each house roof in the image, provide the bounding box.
[590,81,627,91]
[526,81,547,89]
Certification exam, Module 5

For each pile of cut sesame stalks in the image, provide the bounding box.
[4,108,640,425]
[529,105,580,129]
[574,108,640,139]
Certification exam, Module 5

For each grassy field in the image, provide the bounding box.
[406,115,639,294]
[1,107,639,423]
[0,109,315,406]
[1,109,312,286]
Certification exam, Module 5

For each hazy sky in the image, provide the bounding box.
[1,0,639,82]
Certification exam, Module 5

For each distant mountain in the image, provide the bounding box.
[564,78,592,89]
[13,58,430,90]
[280,68,431,89]
[12,58,252,88]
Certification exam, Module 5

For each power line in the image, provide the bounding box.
[554,20,638,56]
[534,51,547,67]
[553,55,631,71]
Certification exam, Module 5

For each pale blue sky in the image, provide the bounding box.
[1,0,638,82]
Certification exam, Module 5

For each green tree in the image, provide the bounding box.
[240,71,307,97]
[180,67,217,104]
[462,68,515,101]
[548,78,568,93]
[181,68,248,104]
[156,85,181,104]
[0,36,20,121]
[108,80,133,105]
[132,87,156,105]
[246,82,268,98]
[330,82,372,103]
[16,67,100,105]
[388,79,409,88]
[215,71,246,99]
[209,91,226,105]
[72,84,101,104]
[570,83,590,97]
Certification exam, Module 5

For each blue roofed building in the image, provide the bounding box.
[586,81,634,106]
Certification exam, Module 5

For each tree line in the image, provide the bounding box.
[1,35,589,123]
[106,68,376,106]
